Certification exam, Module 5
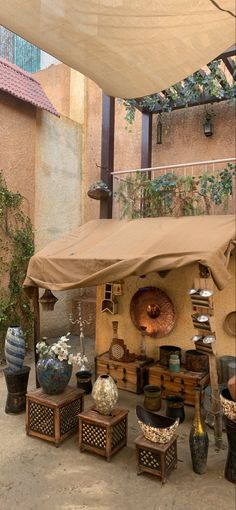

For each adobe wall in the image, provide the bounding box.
[95,252,236,359]
[34,109,83,337]
[0,90,36,222]
[152,101,235,167]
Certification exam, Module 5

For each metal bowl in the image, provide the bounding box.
[192,335,203,343]
[199,289,214,298]
[203,335,215,344]
[136,404,179,443]
[197,314,209,323]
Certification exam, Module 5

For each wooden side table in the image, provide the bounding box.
[79,406,129,461]
[26,386,84,446]
[135,434,178,484]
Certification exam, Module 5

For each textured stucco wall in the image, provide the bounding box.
[35,109,83,336]
[152,102,236,167]
[34,64,71,119]
[0,91,36,222]
[96,253,236,359]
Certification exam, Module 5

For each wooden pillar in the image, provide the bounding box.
[100,93,115,219]
[33,287,40,387]
[141,112,152,177]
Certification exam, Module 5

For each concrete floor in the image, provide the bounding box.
[0,337,235,510]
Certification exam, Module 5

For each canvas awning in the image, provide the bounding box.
[0,1,235,98]
[23,215,236,292]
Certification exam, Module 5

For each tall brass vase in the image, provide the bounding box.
[189,386,209,474]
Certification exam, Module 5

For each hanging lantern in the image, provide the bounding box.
[39,289,58,311]
[203,114,213,137]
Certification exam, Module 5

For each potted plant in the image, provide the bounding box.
[36,333,88,395]
[87,180,112,200]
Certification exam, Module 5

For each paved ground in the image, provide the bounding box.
[0,337,235,510]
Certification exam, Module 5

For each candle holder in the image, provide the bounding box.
[69,302,92,371]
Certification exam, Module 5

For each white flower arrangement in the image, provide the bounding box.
[36,333,88,367]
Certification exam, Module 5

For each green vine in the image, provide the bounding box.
[121,59,236,125]
[114,163,236,219]
[0,172,34,357]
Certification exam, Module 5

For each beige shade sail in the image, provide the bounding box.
[0,1,235,98]
[23,215,236,292]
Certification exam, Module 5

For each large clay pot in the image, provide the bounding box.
[92,374,118,415]
[36,358,72,395]
[5,326,25,371]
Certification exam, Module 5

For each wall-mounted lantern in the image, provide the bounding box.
[203,114,213,137]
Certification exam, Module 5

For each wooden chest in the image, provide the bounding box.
[148,363,209,406]
[95,352,153,394]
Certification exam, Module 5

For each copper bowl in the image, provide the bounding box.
[136,404,179,443]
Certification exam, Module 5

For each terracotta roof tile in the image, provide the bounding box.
[0,58,59,116]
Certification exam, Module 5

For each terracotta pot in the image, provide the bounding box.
[228,375,236,402]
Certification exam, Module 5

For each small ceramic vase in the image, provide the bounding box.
[92,374,118,415]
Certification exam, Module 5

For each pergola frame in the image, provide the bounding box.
[99,46,236,219]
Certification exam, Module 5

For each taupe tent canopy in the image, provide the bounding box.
[24,215,236,292]
[0,1,235,98]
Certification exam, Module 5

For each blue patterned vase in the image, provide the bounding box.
[36,358,72,395]
[5,327,25,372]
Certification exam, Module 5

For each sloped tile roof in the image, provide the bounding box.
[0,58,59,116]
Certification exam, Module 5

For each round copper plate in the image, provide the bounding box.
[130,287,176,338]
[223,311,236,337]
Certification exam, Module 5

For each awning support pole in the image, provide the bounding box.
[33,287,40,387]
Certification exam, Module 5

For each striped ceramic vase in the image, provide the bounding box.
[5,327,25,371]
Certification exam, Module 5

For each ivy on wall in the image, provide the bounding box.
[114,163,236,219]
[0,172,34,357]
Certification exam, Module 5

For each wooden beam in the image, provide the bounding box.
[141,112,152,177]
[222,56,236,77]
[33,287,40,388]
[100,93,115,219]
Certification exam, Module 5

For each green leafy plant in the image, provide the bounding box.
[121,59,236,125]
[88,180,112,194]
[0,172,34,358]
[114,163,236,219]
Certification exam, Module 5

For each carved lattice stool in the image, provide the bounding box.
[79,406,129,461]
[135,434,178,484]
[26,386,84,446]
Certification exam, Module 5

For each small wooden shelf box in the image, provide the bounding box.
[79,406,129,461]
[26,386,84,446]
[135,434,178,484]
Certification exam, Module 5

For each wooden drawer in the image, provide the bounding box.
[96,352,153,394]
[148,364,209,406]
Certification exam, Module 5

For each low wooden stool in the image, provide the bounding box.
[79,406,128,461]
[26,386,84,446]
[135,434,178,484]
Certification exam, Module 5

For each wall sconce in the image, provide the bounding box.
[156,115,162,144]
[203,114,213,137]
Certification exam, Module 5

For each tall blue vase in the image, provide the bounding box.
[5,326,25,372]
[36,358,72,395]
